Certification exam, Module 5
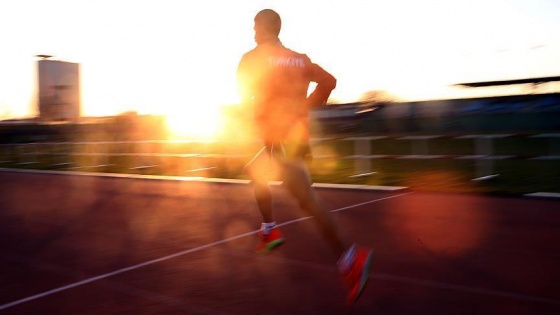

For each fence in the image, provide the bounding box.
[1,133,559,183]
[344,133,560,181]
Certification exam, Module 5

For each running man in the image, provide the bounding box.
[236,9,373,305]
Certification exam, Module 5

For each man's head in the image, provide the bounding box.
[254,9,281,44]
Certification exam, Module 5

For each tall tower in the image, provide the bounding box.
[36,55,81,121]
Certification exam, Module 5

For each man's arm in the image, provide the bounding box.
[306,63,337,108]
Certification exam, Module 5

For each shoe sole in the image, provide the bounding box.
[348,250,374,305]
[256,238,285,254]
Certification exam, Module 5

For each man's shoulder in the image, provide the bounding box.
[278,45,309,60]
[246,42,309,56]
[240,46,270,65]
[241,47,259,59]
[241,43,312,68]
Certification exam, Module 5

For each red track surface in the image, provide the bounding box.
[0,170,559,314]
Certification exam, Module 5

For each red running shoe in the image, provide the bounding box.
[339,246,373,305]
[255,228,285,254]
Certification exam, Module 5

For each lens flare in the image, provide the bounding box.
[164,105,224,139]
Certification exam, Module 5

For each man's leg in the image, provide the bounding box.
[252,182,273,221]
[281,160,349,257]
[281,159,373,304]
[245,146,284,253]
[245,146,274,224]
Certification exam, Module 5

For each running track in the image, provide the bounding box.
[0,169,559,314]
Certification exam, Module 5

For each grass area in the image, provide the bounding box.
[310,158,560,195]
[1,134,559,195]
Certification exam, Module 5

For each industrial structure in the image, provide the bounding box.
[36,55,81,121]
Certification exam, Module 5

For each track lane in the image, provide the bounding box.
[0,170,559,314]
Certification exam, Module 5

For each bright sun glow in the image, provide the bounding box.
[163,103,225,139]
[1,1,560,119]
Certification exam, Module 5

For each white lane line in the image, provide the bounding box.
[0,168,408,192]
[0,192,411,311]
[1,252,232,315]
[0,231,257,311]
[525,192,560,199]
[330,192,412,213]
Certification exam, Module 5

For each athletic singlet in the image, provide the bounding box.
[237,40,336,143]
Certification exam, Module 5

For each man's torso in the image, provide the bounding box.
[239,41,313,142]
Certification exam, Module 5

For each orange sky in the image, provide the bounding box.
[1,0,559,120]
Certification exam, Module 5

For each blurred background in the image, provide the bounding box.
[1,0,559,194]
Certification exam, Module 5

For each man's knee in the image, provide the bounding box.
[283,161,312,187]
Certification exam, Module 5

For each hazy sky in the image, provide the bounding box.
[1,0,560,119]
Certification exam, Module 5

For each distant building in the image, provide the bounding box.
[37,56,81,121]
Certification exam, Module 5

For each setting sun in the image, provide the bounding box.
[163,102,225,139]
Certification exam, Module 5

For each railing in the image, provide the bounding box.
[1,133,559,182]
[344,133,560,180]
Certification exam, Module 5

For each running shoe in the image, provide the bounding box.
[339,246,373,305]
[255,228,285,254]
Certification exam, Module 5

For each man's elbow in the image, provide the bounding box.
[323,75,337,92]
